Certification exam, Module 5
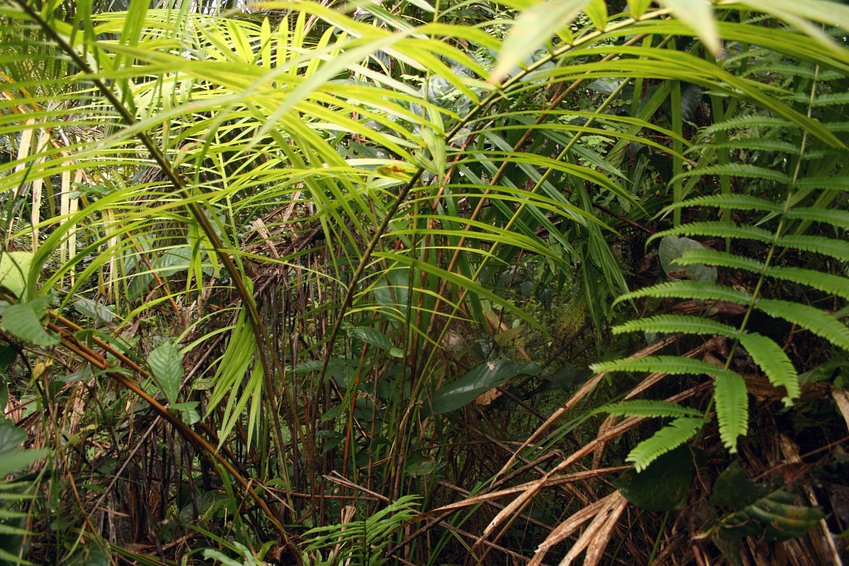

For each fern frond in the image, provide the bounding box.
[673,249,764,273]
[776,234,849,262]
[613,315,738,337]
[713,370,749,453]
[825,121,849,132]
[594,400,702,419]
[738,331,799,405]
[756,299,849,351]
[614,281,752,307]
[627,417,704,472]
[766,266,849,301]
[591,356,728,377]
[700,115,792,135]
[795,176,849,191]
[685,139,799,155]
[674,164,790,184]
[649,222,773,245]
[811,92,849,107]
[662,194,782,214]
[784,207,849,230]
[675,251,849,300]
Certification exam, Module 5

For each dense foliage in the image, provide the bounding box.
[1,0,849,563]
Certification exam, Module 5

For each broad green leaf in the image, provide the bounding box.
[710,461,767,510]
[0,421,47,476]
[347,326,394,351]
[1,303,58,347]
[170,402,201,425]
[659,235,717,283]
[0,424,25,453]
[0,252,33,300]
[616,446,694,511]
[658,0,721,56]
[489,0,592,84]
[74,298,117,323]
[720,489,823,541]
[429,360,539,414]
[148,340,184,404]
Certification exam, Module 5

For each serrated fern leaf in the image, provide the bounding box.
[627,417,704,472]
[699,115,791,135]
[713,370,748,453]
[613,315,738,337]
[777,234,849,262]
[649,222,773,245]
[825,121,849,132]
[738,332,799,405]
[662,194,782,214]
[686,139,799,155]
[593,400,702,419]
[756,299,849,351]
[673,249,764,273]
[795,176,849,191]
[766,266,849,301]
[614,281,752,307]
[592,356,727,377]
[674,252,849,300]
[784,207,849,229]
[674,164,790,184]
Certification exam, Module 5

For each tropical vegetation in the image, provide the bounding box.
[0,0,848,563]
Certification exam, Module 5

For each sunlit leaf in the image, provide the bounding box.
[489,0,592,84]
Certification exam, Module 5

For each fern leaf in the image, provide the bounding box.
[825,121,849,133]
[673,249,764,273]
[811,92,849,107]
[663,194,782,214]
[766,266,849,301]
[686,139,799,155]
[756,299,849,351]
[613,315,738,337]
[674,164,790,184]
[784,207,849,230]
[700,115,792,135]
[649,222,773,245]
[738,332,799,405]
[675,251,849,300]
[744,64,842,81]
[777,234,849,262]
[627,417,704,472]
[594,400,702,418]
[592,356,728,377]
[614,281,752,307]
[713,369,748,453]
[796,176,849,191]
